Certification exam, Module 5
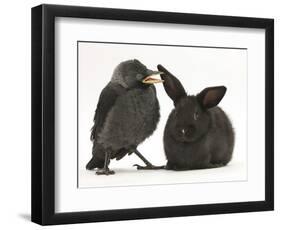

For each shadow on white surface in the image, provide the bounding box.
[18,213,30,222]
[79,161,247,188]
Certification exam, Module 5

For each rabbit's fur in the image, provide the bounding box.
[158,64,234,170]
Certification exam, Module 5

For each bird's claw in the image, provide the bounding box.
[133,164,165,170]
[96,168,115,175]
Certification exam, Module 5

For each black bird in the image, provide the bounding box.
[86,59,164,175]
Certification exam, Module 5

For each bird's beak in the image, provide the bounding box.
[142,71,164,84]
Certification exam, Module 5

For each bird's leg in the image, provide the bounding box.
[133,149,165,170]
[96,152,115,175]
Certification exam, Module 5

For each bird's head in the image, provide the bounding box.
[111,59,164,89]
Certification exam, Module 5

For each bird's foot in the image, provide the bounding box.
[96,168,115,175]
[133,164,165,170]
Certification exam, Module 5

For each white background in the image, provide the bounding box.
[0,0,279,229]
[78,42,248,188]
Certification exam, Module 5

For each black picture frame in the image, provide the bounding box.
[31,4,274,225]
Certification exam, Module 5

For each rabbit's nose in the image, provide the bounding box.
[185,125,195,135]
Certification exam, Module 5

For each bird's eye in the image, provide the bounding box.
[136,74,143,81]
[194,112,199,120]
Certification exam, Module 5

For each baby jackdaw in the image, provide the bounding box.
[86,59,164,175]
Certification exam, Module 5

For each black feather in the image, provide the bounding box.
[90,82,127,141]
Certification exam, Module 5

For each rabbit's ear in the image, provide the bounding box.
[157,64,187,105]
[197,86,226,109]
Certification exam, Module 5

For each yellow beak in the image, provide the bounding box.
[142,72,164,84]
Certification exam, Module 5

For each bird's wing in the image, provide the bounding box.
[90,83,126,141]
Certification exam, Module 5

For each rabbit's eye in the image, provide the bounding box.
[194,112,199,120]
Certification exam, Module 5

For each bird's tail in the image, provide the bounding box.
[86,157,103,170]
[85,144,105,170]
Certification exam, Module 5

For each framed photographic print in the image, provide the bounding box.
[31,4,274,225]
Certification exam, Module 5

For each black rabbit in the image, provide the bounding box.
[157,64,235,171]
